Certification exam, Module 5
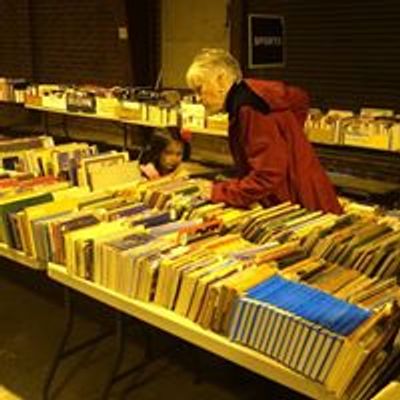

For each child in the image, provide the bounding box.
[139,127,189,180]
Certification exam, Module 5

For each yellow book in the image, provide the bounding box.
[22,198,79,257]
[187,261,243,322]
[216,263,277,334]
[174,257,222,317]
[78,152,129,187]
[152,246,193,306]
[64,220,126,278]
[165,251,210,309]
[94,225,145,285]
[371,381,400,400]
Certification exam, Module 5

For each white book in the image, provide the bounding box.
[318,336,344,383]
[248,303,266,348]
[296,325,320,373]
[241,299,260,346]
[278,313,303,364]
[265,310,284,358]
[309,331,335,382]
[254,305,272,351]
[303,328,327,377]
[282,317,304,367]
[259,306,280,355]
[273,312,293,363]
[289,319,312,370]
[236,300,253,343]
[228,299,245,341]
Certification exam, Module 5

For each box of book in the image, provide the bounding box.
[118,100,144,121]
[42,92,67,110]
[206,113,228,131]
[343,119,390,150]
[148,105,168,125]
[96,97,120,117]
[181,103,206,129]
[306,109,352,145]
[389,122,400,151]
[66,91,96,113]
[25,94,42,107]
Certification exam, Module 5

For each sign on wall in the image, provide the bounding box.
[248,14,285,69]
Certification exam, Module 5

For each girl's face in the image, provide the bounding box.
[159,140,183,175]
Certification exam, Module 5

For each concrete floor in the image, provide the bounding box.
[0,258,310,400]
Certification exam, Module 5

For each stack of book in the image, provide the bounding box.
[0,177,72,247]
[12,141,141,191]
[19,142,97,182]
[239,202,340,244]
[305,107,400,151]
[139,178,202,209]
[0,136,53,152]
[0,136,54,170]
[1,159,399,399]
[228,274,400,398]
[303,213,400,279]
[28,190,143,263]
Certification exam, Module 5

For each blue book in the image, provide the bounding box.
[246,275,372,336]
[333,305,371,335]
[247,274,281,297]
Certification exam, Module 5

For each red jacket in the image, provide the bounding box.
[211,79,342,214]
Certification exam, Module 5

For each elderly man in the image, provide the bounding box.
[186,48,342,214]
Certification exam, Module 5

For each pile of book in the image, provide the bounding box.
[303,213,400,280]
[50,194,400,394]
[18,142,97,183]
[239,202,340,244]
[0,135,143,190]
[0,176,72,248]
[0,136,54,170]
[229,273,400,399]
[305,107,400,151]
[1,157,400,399]
[0,78,27,103]
[2,187,151,261]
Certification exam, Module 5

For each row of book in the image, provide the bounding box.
[0,78,27,103]
[24,82,228,130]
[305,108,400,151]
[49,191,400,397]
[0,136,143,190]
[0,157,399,398]
[0,135,53,157]
[239,202,400,281]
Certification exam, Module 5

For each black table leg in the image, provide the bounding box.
[101,311,125,400]
[43,287,73,400]
[43,287,112,400]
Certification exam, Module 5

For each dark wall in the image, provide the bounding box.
[0,0,159,86]
[235,0,400,111]
[30,0,129,85]
[126,0,161,87]
[0,0,33,79]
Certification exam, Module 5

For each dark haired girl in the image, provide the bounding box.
[139,127,189,180]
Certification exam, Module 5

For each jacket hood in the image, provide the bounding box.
[245,79,310,126]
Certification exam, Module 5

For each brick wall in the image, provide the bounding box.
[0,0,145,86]
[233,0,400,110]
[0,0,32,79]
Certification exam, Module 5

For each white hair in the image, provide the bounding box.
[186,48,242,89]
